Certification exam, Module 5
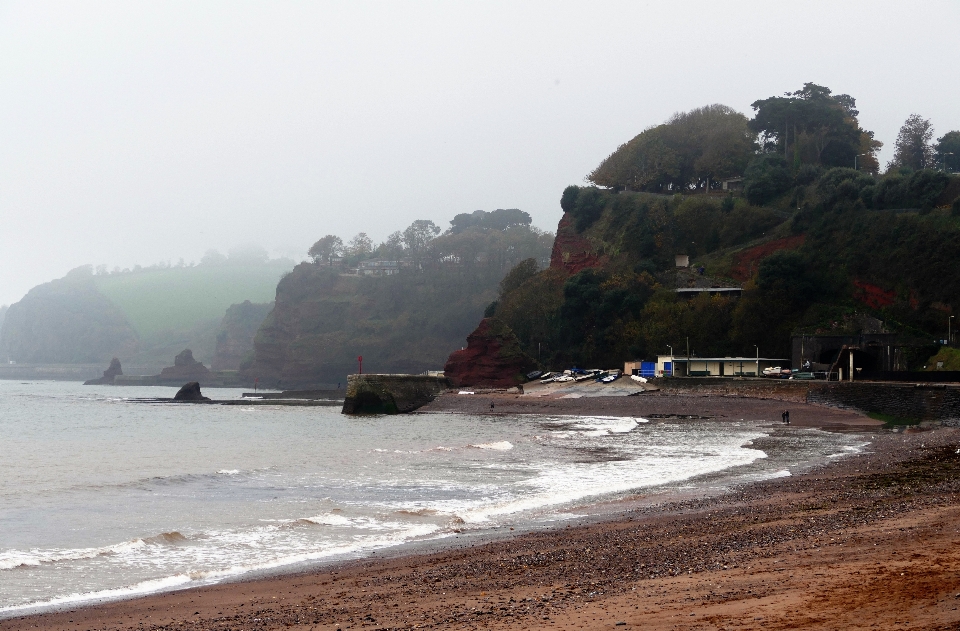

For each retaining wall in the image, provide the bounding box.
[806,382,960,423]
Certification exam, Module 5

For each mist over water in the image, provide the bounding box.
[0,381,865,615]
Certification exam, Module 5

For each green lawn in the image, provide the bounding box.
[94,262,291,339]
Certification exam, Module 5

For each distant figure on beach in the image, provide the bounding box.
[518,384,524,394]
[490,401,495,409]
[782,410,790,424]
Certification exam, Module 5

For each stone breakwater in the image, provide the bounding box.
[341,374,449,414]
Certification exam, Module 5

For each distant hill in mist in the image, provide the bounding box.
[0,259,292,370]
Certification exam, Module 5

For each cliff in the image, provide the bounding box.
[444,318,536,387]
[212,301,273,371]
[0,267,140,364]
[241,264,500,388]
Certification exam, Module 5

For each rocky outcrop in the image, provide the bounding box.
[549,215,604,274]
[342,374,449,414]
[443,318,536,388]
[158,349,212,383]
[173,381,211,402]
[83,357,123,385]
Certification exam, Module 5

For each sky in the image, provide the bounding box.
[1,0,959,306]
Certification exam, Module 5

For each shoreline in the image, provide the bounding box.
[6,396,958,630]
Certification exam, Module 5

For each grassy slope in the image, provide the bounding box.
[93,262,291,341]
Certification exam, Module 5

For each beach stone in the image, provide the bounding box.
[443,318,536,388]
[173,381,211,402]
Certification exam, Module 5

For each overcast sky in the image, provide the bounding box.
[2,1,958,305]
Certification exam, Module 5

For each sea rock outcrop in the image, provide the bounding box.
[173,381,211,402]
[83,357,123,385]
[158,349,212,383]
[443,318,536,388]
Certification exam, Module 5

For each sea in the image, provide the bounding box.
[0,380,869,616]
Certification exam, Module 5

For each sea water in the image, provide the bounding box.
[0,380,866,615]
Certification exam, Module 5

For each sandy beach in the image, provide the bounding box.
[5,393,960,631]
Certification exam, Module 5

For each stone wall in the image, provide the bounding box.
[342,374,450,414]
[806,382,960,423]
[657,377,813,402]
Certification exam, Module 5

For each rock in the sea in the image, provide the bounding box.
[83,357,123,385]
[173,381,210,401]
[443,317,537,388]
[158,349,212,383]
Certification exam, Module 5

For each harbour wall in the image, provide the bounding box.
[342,374,450,414]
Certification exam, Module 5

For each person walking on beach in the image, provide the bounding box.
[782,410,790,424]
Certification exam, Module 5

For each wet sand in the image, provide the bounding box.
[6,396,960,631]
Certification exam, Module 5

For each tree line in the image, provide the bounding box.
[588,83,959,195]
[307,209,553,274]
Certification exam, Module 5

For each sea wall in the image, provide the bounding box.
[657,377,813,402]
[342,374,450,414]
[806,382,960,423]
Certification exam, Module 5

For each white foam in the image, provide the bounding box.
[302,513,351,526]
[468,441,513,451]
[217,469,240,475]
[0,539,147,571]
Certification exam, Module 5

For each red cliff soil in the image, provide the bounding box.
[730,235,805,281]
[549,214,604,274]
[444,318,536,388]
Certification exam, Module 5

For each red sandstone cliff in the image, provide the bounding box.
[443,318,536,388]
[549,214,604,274]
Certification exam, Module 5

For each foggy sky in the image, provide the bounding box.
[2,1,958,306]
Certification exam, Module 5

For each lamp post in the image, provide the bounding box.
[754,344,759,377]
[949,316,955,346]
[667,345,673,376]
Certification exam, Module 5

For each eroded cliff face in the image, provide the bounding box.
[549,214,605,274]
[242,263,497,388]
[212,301,273,371]
[443,318,536,388]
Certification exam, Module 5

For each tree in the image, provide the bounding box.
[499,258,538,296]
[402,220,441,265]
[935,130,960,173]
[749,83,869,168]
[588,104,754,193]
[888,114,935,171]
[346,232,373,258]
[376,231,405,260]
[308,235,343,264]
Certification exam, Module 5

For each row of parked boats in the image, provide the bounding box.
[536,369,623,384]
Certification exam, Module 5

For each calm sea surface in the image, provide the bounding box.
[0,380,866,615]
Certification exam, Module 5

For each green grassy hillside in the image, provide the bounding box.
[93,261,291,345]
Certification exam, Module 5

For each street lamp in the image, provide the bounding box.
[950,316,955,346]
[666,345,673,376]
[855,153,868,171]
[754,344,759,377]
